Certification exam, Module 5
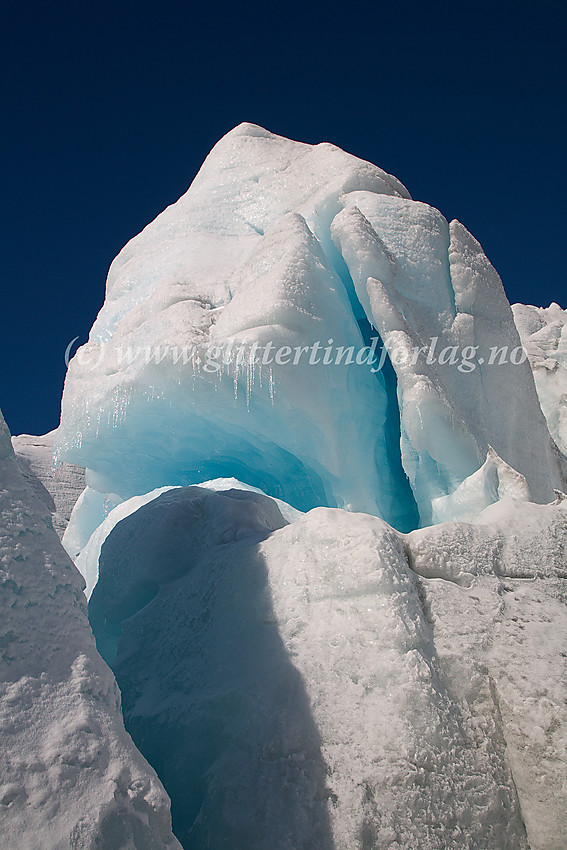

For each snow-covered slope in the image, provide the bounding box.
[56,123,562,530]
[11,430,85,538]
[0,410,180,850]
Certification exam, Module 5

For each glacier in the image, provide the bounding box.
[2,124,567,849]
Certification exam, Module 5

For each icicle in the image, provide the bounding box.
[269,367,275,405]
[51,447,60,476]
[246,355,252,411]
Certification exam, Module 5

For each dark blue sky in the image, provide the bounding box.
[1,0,565,436]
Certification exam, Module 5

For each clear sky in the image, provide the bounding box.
[1,0,565,436]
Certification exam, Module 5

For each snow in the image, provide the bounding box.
[61,484,122,561]
[430,445,532,524]
[406,496,567,847]
[0,409,180,849]
[88,485,530,848]
[408,493,567,584]
[71,486,175,597]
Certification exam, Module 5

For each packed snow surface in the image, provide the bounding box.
[84,483,567,850]
[0,410,180,850]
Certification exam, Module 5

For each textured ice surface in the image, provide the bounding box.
[61,484,122,561]
[71,486,176,597]
[407,497,567,850]
[406,496,567,848]
[72,477,302,599]
[513,301,567,459]
[407,493,567,585]
[0,410,180,850]
[57,124,562,529]
[430,445,532,524]
[57,125,413,527]
[332,206,561,521]
[418,574,567,850]
[11,430,85,538]
[89,486,538,849]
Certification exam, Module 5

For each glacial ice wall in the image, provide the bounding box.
[56,123,563,529]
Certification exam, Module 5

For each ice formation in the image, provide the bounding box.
[56,123,563,529]
[2,125,567,849]
[0,410,180,849]
[73,478,302,599]
[82,484,567,849]
[513,302,567,458]
[11,430,85,539]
